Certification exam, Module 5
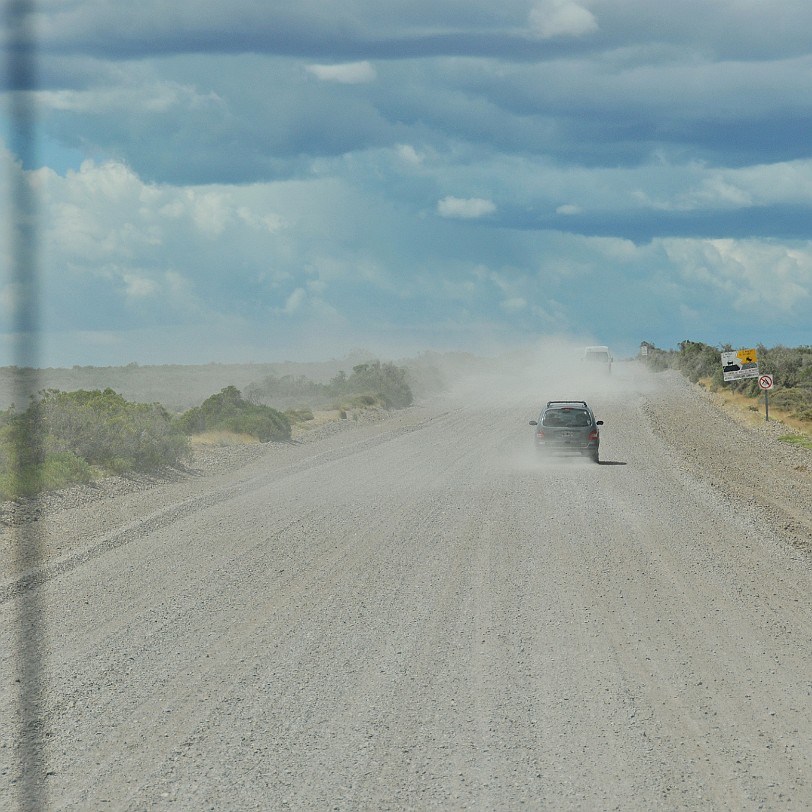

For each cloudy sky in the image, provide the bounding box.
[2,0,812,367]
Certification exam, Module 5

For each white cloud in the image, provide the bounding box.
[306,61,377,84]
[396,144,423,165]
[692,178,753,208]
[677,159,812,210]
[237,207,285,233]
[501,297,527,312]
[437,196,496,219]
[122,272,159,299]
[279,285,341,320]
[663,237,812,314]
[184,189,233,237]
[556,203,582,215]
[37,82,223,115]
[528,0,598,39]
[284,288,307,314]
[164,270,191,297]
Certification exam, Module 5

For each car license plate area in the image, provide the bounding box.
[555,430,584,449]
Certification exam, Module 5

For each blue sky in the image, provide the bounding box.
[2,0,812,367]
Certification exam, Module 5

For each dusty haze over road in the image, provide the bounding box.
[2,361,811,810]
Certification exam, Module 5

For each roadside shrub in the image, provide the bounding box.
[769,387,812,421]
[327,361,413,408]
[0,389,189,498]
[37,388,190,472]
[673,341,725,386]
[244,359,414,412]
[223,410,289,442]
[0,452,94,500]
[643,351,671,372]
[178,386,291,442]
[245,374,326,404]
[285,407,314,423]
[334,393,387,412]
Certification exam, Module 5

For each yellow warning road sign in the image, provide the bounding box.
[721,348,760,381]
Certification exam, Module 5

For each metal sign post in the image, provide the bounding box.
[758,374,774,421]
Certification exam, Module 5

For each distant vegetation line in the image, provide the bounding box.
[0,357,449,500]
[641,340,812,423]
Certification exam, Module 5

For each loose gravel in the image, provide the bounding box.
[1,364,811,812]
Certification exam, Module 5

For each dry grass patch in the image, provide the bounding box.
[698,378,812,435]
[291,409,343,438]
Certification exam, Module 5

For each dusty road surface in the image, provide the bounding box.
[2,362,811,810]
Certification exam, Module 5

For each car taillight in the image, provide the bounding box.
[536,430,544,439]
[588,430,598,441]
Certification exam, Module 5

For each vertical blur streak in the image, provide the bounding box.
[5,1,46,810]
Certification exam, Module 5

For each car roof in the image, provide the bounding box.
[544,400,591,410]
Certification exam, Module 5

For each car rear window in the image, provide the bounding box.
[542,409,591,427]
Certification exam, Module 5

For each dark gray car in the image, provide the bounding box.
[529,400,603,462]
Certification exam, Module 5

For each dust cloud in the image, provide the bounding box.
[423,336,658,473]
[438,336,635,408]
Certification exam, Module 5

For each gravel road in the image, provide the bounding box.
[2,362,811,810]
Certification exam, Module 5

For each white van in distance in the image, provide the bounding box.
[582,345,613,374]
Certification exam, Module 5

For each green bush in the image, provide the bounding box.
[285,407,314,423]
[769,387,812,421]
[244,359,415,412]
[245,374,325,403]
[673,341,726,386]
[36,388,190,471]
[0,388,190,498]
[640,340,726,385]
[328,361,413,408]
[0,452,94,501]
[178,385,291,442]
[334,393,387,412]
